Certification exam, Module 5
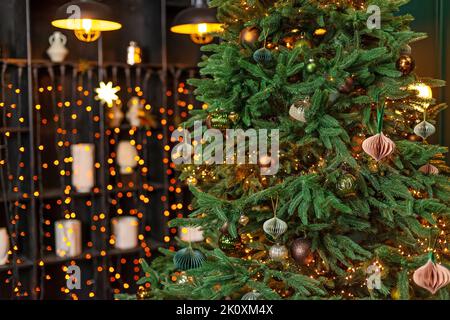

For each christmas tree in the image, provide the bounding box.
[128,0,450,300]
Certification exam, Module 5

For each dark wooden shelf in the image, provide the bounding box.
[0,47,189,299]
[42,239,164,266]
[0,183,164,203]
[0,127,30,134]
[0,256,33,272]
[0,58,196,71]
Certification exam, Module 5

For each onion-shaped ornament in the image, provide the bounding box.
[414,120,436,140]
[253,47,272,64]
[242,291,262,300]
[173,247,206,271]
[269,243,289,261]
[289,97,310,122]
[362,132,395,161]
[413,254,450,294]
[419,163,439,175]
[263,216,287,240]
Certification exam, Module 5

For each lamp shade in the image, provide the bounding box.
[52,0,121,42]
[170,7,222,35]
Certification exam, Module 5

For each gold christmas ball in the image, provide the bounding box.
[136,286,151,300]
[218,234,240,251]
[367,158,379,173]
[238,214,250,226]
[240,27,260,47]
[396,55,415,75]
[336,173,357,197]
[206,111,239,130]
[391,287,401,300]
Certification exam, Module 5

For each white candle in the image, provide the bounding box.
[117,141,138,175]
[55,220,82,258]
[71,143,95,193]
[0,228,9,265]
[112,216,139,250]
[179,226,204,243]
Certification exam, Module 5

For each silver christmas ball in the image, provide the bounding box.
[263,216,287,240]
[414,120,436,140]
[269,244,289,261]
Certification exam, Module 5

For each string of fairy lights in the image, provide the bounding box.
[0,60,197,299]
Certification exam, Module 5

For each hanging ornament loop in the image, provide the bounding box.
[376,105,385,134]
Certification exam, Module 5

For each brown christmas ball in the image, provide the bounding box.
[396,55,415,75]
[339,77,354,93]
[288,73,302,83]
[290,238,312,265]
[240,27,260,47]
[351,134,366,153]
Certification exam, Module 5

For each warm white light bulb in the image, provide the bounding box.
[409,83,433,100]
[197,23,208,34]
[82,19,93,33]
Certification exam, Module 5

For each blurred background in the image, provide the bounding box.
[0,0,448,300]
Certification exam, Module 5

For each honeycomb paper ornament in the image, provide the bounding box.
[242,291,262,300]
[362,132,395,161]
[263,216,287,240]
[413,256,450,294]
[414,120,436,140]
[419,163,439,175]
[253,47,272,64]
[173,247,206,271]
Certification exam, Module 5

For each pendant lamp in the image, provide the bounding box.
[171,0,222,44]
[52,0,122,42]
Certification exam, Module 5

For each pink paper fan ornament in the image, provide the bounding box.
[413,254,450,294]
[419,163,439,175]
[362,132,395,161]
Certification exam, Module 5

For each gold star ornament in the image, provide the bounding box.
[95,81,120,107]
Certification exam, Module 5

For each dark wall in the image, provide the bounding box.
[0,0,27,58]
[400,0,450,157]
